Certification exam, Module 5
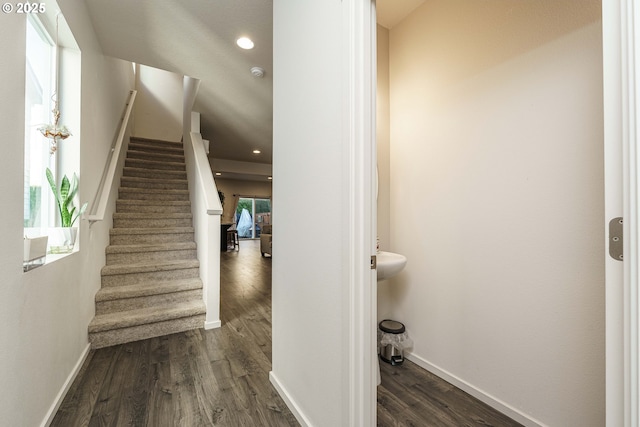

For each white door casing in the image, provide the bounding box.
[342,0,378,425]
[603,0,639,425]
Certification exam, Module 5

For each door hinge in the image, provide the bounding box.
[371,255,377,269]
[609,217,623,261]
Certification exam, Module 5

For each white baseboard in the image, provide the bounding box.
[41,343,91,427]
[269,371,313,427]
[204,319,221,330]
[405,352,547,427]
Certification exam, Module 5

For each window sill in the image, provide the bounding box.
[23,250,77,273]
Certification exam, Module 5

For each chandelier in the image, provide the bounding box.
[37,13,71,155]
[38,102,71,155]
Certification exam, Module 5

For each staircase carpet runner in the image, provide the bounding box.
[88,137,205,349]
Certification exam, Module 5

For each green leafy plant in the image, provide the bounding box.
[45,168,87,227]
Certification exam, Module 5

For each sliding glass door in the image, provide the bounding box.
[236,197,271,239]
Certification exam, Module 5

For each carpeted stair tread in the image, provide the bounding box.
[89,300,206,333]
[126,149,185,162]
[113,212,193,220]
[122,166,187,179]
[106,241,196,255]
[115,200,192,214]
[120,176,188,189]
[101,259,199,276]
[129,141,184,155]
[112,213,193,227]
[95,277,203,302]
[130,136,182,147]
[116,199,191,207]
[110,226,194,236]
[125,158,186,171]
[119,187,189,196]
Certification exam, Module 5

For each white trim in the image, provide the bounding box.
[603,0,626,425]
[605,0,640,425]
[622,0,640,424]
[41,343,91,427]
[203,319,221,330]
[269,371,313,427]
[342,0,377,425]
[405,352,547,427]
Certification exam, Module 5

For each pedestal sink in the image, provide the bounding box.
[376,251,407,281]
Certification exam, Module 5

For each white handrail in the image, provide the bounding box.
[190,132,223,215]
[85,90,137,223]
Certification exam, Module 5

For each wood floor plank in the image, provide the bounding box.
[168,334,208,427]
[87,345,131,427]
[145,358,173,427]
[115,340,151,426]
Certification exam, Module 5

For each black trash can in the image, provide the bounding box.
[378,319,406,366]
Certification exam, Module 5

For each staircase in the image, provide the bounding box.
[88,137,206,349]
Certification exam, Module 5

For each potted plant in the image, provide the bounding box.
[46,168,87,253]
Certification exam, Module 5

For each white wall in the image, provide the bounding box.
[376,25,393,321]
[0,1,134,425]
[134,64,183,141]
[381,1,604,426]
[272,1,349,425]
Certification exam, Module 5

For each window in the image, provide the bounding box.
[236,197,271,239]
[24,15,55,229]
[23,13,81,270]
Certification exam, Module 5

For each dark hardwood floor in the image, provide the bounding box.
[377,359,523,427]
[52,239,522,427]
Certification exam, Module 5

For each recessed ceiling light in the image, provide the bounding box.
[267,176,273,180]
[236,37,254,49]
[215,172,221,176]
[252,149,261,154]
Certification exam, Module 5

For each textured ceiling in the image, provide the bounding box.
[84,1,416,176]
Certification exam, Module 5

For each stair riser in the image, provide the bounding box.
[120,178,188,191]
[113,218,193,228]
[115,203,191,214]
[129,143,184,156]
[126,150,185,163]
[130,138,183,149]
[106,249,197,264]
[118,190,190,201]
[95,289,203,315]
[125,158,186,171]
[110,232,194,245]
[89,314,205,349]
[123,168,187,180]
[102,267,200,287]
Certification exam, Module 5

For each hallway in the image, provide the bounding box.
[52,239,521,426]
[52,240,297,426]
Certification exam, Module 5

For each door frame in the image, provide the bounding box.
[343,0,378,425]
[604,0,639,425]
[349,0,640,425]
